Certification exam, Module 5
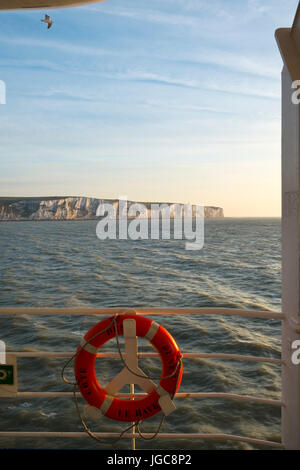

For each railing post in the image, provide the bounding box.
[276,14,300,447]
[130,383,136,450]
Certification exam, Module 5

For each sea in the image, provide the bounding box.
[0,218,282,450]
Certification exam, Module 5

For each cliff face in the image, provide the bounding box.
[0,197,224,221]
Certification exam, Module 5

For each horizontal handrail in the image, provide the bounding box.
[0,431,284,448]
[14,391,283,407]
[0,307,285,320]
[8,351,283,364]
[137,308,284,320]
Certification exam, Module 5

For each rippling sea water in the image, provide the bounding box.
[0,218,281,450]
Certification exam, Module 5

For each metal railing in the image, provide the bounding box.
[0,307,285,449]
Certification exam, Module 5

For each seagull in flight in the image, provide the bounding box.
[41,14,53,29]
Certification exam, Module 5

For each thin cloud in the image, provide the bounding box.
[144,99,239,116]
[95,69,279,100]
[85,5,200,28]
[193,51,280,80]
[23,89,96,102]
[109,70,198,88]
[205,80,279,100]
[0,35,113,57]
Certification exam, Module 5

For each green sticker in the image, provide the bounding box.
[0,365,14,385]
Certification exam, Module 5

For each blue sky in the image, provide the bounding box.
[0,0,298,216]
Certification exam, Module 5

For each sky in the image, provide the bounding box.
[0,0,298,217]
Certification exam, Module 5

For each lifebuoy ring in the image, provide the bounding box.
[74,314,183,422]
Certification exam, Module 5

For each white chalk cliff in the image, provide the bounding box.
[0,197,224,220]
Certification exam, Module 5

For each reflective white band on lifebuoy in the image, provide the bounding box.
[84,405,102,420]
[156,385,176,416]
[156,384,171,398]
[144,321,159,341]
[80,340,99,355]
[100,395,114,415]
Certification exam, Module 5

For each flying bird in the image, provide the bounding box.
[41,14,53,29]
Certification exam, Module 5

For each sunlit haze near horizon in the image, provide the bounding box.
[0,0,298,216]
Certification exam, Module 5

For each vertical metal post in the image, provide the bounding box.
[130,383,136,450]
[281,63,300,449]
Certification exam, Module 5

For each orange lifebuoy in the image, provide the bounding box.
[74,314,183,422]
